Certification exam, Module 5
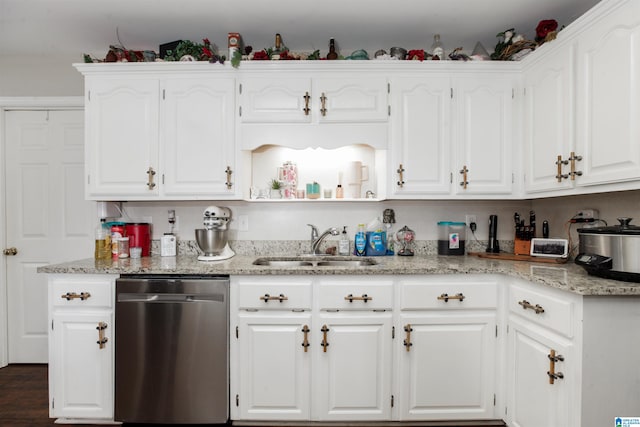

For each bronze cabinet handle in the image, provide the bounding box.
[301,325,310,352]
[61,292,91,301]
[459,165,469,189]
[547,349,565,384]
[437,293,465,302]
[397,164,405,187]
[344,294,372,303]
[146,167,156,190]
[569,151,583,180]
[555,155,569,182]
[320,324,330,352]
[320,93,327,116]
[518,299,544,314]
[260,293,288,303]
[96,322,108,349]
[303,92,311,115]
[225,166,233,189]
[3,247,18,256]
[403,324,413,352]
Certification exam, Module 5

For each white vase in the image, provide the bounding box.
[270,189,282,199]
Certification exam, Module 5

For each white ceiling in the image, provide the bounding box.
[0,0,600,59]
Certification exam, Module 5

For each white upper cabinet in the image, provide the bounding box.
[522,43,575,194]
[85,77,160,198]
[453,76,515,196]
[240,76,313,123]
[390,70,517,198]
[389,75,451,196]
[161,77,236,197]
[78,64,240,200]
[574,0,640,186]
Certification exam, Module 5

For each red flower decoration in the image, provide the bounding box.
[253,50,270,60]
[202,47,213,58]
[535,19,558,42]
[407,50,425,61]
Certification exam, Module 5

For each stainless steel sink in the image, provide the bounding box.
[253,256,378,267]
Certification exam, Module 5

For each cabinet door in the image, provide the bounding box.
[315,312,392,421]
[453,76,514,195]
[314,76,388,123]
[523,46,575,194]
[161,77,238,197]
[397,313,497,420]
[507,316,571,427]
[239,76,312,123]
[389,76,452,197]
[575,2,640,186]
[85,77,159,198]
[236,312,312,420]
[50,312,113,419]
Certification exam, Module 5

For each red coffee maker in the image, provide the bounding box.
[125,223,152,256]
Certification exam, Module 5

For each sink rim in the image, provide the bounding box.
[252,256,379,267]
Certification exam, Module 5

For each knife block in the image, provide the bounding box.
[514,237,531,256]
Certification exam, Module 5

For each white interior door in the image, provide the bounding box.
[5,109,94,363]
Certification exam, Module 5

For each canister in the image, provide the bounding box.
[125,223,151,257]
[437,221,466,255]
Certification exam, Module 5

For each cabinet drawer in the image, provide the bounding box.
[50,275,116,309]
[509,282,576,337]
[399,280,498,310]
[238,278,312,310]
[317,278,393,310]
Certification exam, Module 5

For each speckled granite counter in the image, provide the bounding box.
[38,254,640,296]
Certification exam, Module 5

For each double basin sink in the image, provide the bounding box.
[253,256,378,268]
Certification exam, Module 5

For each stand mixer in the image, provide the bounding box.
[195,206,235,261]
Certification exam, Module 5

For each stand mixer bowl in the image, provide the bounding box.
[195,229,228,256]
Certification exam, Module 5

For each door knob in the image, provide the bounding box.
[3,247,17,256]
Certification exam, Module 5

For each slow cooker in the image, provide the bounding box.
[575,217,640,282]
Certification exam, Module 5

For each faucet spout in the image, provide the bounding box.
[307,224,340,255]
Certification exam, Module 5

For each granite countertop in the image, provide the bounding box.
[37,254,640,296]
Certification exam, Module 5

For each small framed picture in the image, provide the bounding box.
[530,238,569,258]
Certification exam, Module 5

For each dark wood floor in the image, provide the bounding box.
[0,364,506,427]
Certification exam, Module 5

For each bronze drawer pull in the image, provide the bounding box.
[96,322,108,349]
[301,325,310,352]
[260,293,288,303]
[344,294,372,303]
[403,324,413,352]
[321,324,330,352]
[61,292,91,301]
[437,293,465,302]
[518,299,545,314]
[547,349,565,384]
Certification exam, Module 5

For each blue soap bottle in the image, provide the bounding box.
[354,223,366,256]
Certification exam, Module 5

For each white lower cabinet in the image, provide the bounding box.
[48,274,117,421]
[395,276,499,420]
[231,275,394,421]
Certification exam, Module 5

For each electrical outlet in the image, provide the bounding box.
[238,215,249,232]
[465,215,477,227]
[576,209,599,219]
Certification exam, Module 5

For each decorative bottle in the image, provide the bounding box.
[327,38,338,60]
[271,33,287,58]
[430,34,445,60]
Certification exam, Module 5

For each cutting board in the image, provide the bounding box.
[467,251,569,264]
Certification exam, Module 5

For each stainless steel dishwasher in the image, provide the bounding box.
[115,275,229,424]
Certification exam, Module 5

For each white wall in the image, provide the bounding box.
[0,55,83,96]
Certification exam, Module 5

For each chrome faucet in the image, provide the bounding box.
[307,224,340,255]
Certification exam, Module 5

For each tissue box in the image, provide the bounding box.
[366,231,387,256]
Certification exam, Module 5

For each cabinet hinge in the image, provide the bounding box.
[450,88,454,99]
[512,173,515,184]
[162,89,166,100]
[512,88,515,99]
[388,105,391,116]
[87,175,90,185]
[51,320,54,331]
[236,394,239,407]
[506,324,510,334]
[495,325,498,338]
[87,91,91,102]
[387,82,390,93]
[235,325,239,339]
[494,394,496,406]
[391,395,394,408]
[52,398,54,409]
[450,172,453,183]
[239,106,242,117]
[392,326,395,339]
[162,174,165,185]
[239,83,243,95]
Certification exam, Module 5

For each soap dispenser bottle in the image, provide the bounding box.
[338,226,350,255]
[354,224,366,256]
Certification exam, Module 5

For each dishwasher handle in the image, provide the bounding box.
[117,293,224,303]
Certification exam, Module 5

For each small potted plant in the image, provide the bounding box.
[269,179,282,199]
